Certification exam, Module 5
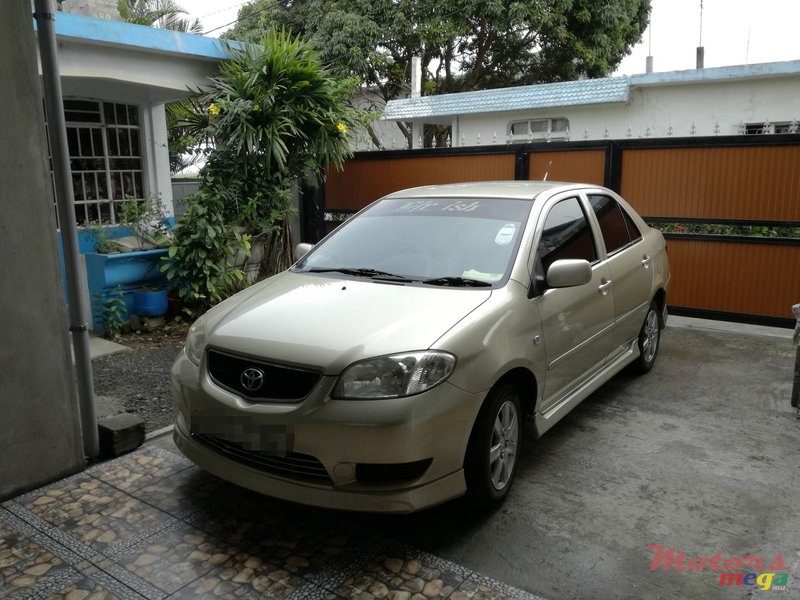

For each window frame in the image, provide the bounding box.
[507,117,570,142]
[61,99,147,225]
[584,193,643,259]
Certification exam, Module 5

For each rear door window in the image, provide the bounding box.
[588,194,641,255]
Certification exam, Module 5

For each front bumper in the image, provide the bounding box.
[171,349,485,513]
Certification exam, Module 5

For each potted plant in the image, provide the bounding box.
[82,197,173,332]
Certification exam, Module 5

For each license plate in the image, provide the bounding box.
[191,412,294,456]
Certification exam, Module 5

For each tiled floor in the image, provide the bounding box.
[1,446,545,600]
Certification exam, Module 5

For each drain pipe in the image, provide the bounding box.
[792,304,800,416]
[33,0,99,459]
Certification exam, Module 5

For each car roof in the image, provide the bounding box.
[381,180,598,201]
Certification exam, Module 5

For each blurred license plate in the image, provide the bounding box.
[190,412,294,456]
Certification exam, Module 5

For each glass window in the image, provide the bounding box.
[510,121,528,136]
[56,100,145,225]
[530,119,549,134]
[297,197,533,286]
[621,208,642,242]
[507,117,570,140]
[538,197,597,274]
[588,195,634,255]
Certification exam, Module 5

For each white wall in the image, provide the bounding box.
[404,75,800,147]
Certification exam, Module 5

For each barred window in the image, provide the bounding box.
[62,99,145,224]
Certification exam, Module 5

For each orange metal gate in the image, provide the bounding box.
[308,136,800,326]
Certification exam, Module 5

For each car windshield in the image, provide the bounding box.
[295,197,533,285]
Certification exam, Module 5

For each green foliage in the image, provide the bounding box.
[166,98,210,175]
[161,190,249,318]
[118,196,171,249]
[226,0,651,146]
[650,222,800,239]
[102,286,128,339]
[84,221,121,254]
[117,0,202,32]
[165,27,362,309]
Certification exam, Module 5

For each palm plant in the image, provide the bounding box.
[203,29,364,269]
[164,28,365,312]
[117,0,202,33]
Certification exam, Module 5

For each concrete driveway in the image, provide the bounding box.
[3,320,797,600]
[341,320,800,599]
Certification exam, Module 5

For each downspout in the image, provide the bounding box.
[33,0,98,460]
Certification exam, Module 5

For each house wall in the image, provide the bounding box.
[0,1,85,499]
[56,38,221,217]
[449,76,800,145]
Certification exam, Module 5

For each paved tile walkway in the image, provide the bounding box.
[1,447,546,600]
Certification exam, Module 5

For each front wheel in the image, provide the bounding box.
[633,301,661,373]
[464,383,522,507]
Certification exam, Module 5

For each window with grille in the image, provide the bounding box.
[62,99,145,224]
[743,121,796,135]
[508,117,570,141]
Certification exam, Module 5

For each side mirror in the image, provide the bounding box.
[546,259,592,288]
[295,242,314,260]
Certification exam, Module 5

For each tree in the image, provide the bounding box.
[225,0,651,147]
[163,29,365,313]
[117,0,202,33]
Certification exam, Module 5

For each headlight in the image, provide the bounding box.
[184,316,207,366]
[333,351,456,399]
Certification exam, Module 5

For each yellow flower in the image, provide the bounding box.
[252,104,260,112]
[208,103,220,116]
[336,122,348,134]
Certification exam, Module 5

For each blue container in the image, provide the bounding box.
[133,288,168,317]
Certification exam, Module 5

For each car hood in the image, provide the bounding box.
[205,271,492,374]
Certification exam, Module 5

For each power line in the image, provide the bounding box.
[196,0,249,21]
[203,0,280,35]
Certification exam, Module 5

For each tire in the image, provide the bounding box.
[464,383,522,507]
[633,301,661,373]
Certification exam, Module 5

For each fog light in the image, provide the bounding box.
[333,463,355,479]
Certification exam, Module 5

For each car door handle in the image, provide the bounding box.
[641,255,652,269]
[598,279,613,295]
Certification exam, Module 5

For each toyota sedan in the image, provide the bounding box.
[171,181,670,512]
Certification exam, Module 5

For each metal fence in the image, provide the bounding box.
[302,134,800,327]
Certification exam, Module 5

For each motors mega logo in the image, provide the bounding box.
[648,545,791,591]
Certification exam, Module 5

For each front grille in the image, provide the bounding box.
[207,349,321,401]
[196,434,331,484]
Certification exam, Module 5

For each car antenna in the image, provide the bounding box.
[542,160,553,181]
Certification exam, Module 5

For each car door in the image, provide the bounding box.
[534,195,616,412]
[586,193,653,361]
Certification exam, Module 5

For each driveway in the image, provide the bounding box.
[2,320,797,599]
[342,321,799,599]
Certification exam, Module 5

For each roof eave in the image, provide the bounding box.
[48,11,232,62]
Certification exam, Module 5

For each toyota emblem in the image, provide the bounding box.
[240,367,265,391]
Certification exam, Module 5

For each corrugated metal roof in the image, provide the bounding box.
[382,77,630,121]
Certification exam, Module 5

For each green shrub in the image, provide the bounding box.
[161,190,250,318]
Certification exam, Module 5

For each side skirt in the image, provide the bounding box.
[533,343,639,438]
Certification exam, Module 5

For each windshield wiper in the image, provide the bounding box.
[306,267,413,282]
[420,276,492,287]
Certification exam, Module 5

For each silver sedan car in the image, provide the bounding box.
[171,181,670,512]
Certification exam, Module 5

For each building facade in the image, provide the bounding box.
[380,61,800,148]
